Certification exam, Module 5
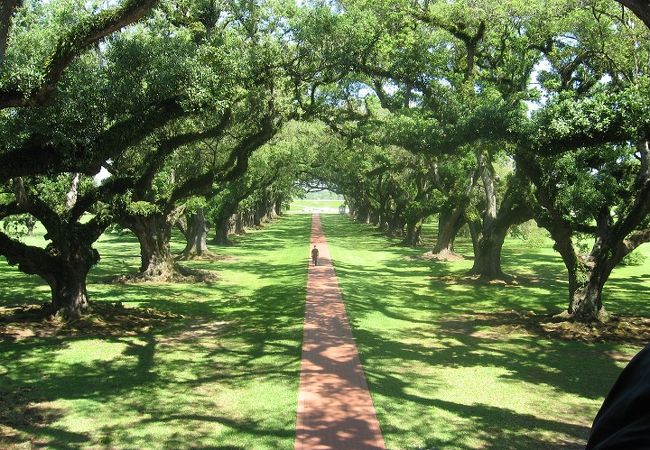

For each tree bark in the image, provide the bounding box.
[0,229,98,318]
[65,173,82,210]
[128,214,174,279]
[370,210,381,227]
[388,209,404,236]
[213,208,236,246]
[467,218,482,258]
[274,197,283,216]
[543,212,615,322]
[0,0,22,64]
[356,204,371,224]
[46,252,95,318]
[432,207,465,255]
[470,222,510,280]
[469,197,532,281]
[617,0,650,30]
[401,221,423,246]
[214,218,232,246]
[180,208,214,258]
[235,212,245,234]
[567,259,610,322]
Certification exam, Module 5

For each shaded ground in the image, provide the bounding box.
[439,311,650,345]
[0,303,184,341]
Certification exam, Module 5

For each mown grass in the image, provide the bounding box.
[0,215,311,449]
[321,214,650,450]
[3,212,648,449]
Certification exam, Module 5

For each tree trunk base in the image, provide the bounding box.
[553,308,610,324]
[177,249,220,261]
[112,263,218,284]
[423,249,465,261]
[466,268,516,284]
[399,238,422,247]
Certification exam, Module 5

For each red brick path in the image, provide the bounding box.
[294,213,386,450]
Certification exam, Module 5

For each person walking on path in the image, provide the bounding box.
[311,245,319,266]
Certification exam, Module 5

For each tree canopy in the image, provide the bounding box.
[1,0,650,323]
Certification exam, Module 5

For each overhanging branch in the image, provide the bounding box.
[0,0,159,109]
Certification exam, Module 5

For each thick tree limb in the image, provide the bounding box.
[133,110,232,197]
[0,98,184,184]
[0,0,22,63]
[0,200,23,220]
[0,230,54,278]
[617,0,650,29]
[0,0,158,109]
[624,228,650,251]
[412,11,485,81]
[168,116,276,206]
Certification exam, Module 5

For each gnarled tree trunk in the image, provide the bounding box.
[356,203,371,224]
[567,260,610,322]
[548,219,613,323]
[274,197,283,216]
[213,211,236,246]
[401,220,423,247]
[432,207,465,257]
[46,259,93,318]
[180,208,214,259]
[129,214,174,279]
[214,218,231,246]
[0,231,99,318]
[470,223,510,280]
[469,201,532,281]
[234,213,245,234]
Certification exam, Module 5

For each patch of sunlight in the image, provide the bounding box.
[469,348,510,358]
[400,337,447,349]
[54,399,106,432]
[54,339,130,364]
[445,283,471,292]
[439,337,465,347]
[434,365,599,424]
[356,311,410,330]
[216,380,295,417]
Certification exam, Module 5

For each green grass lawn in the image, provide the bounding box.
[321,214,650,450]
[0,215,311,449]
[2,212,649,449]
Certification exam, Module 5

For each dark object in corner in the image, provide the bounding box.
[586,343,650,449]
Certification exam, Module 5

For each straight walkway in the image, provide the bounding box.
[294,213,386,450]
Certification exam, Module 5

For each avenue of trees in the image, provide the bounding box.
[1,0,650,323]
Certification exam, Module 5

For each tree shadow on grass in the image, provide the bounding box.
[344,322,615,449]
[418,399,589,449]
[1,215,311,448]
[318,215,644,449]
[1,282,303,448]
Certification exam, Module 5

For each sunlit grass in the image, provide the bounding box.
[2,212,649,449]
[0,215,311,449]
[322,214,649,450]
